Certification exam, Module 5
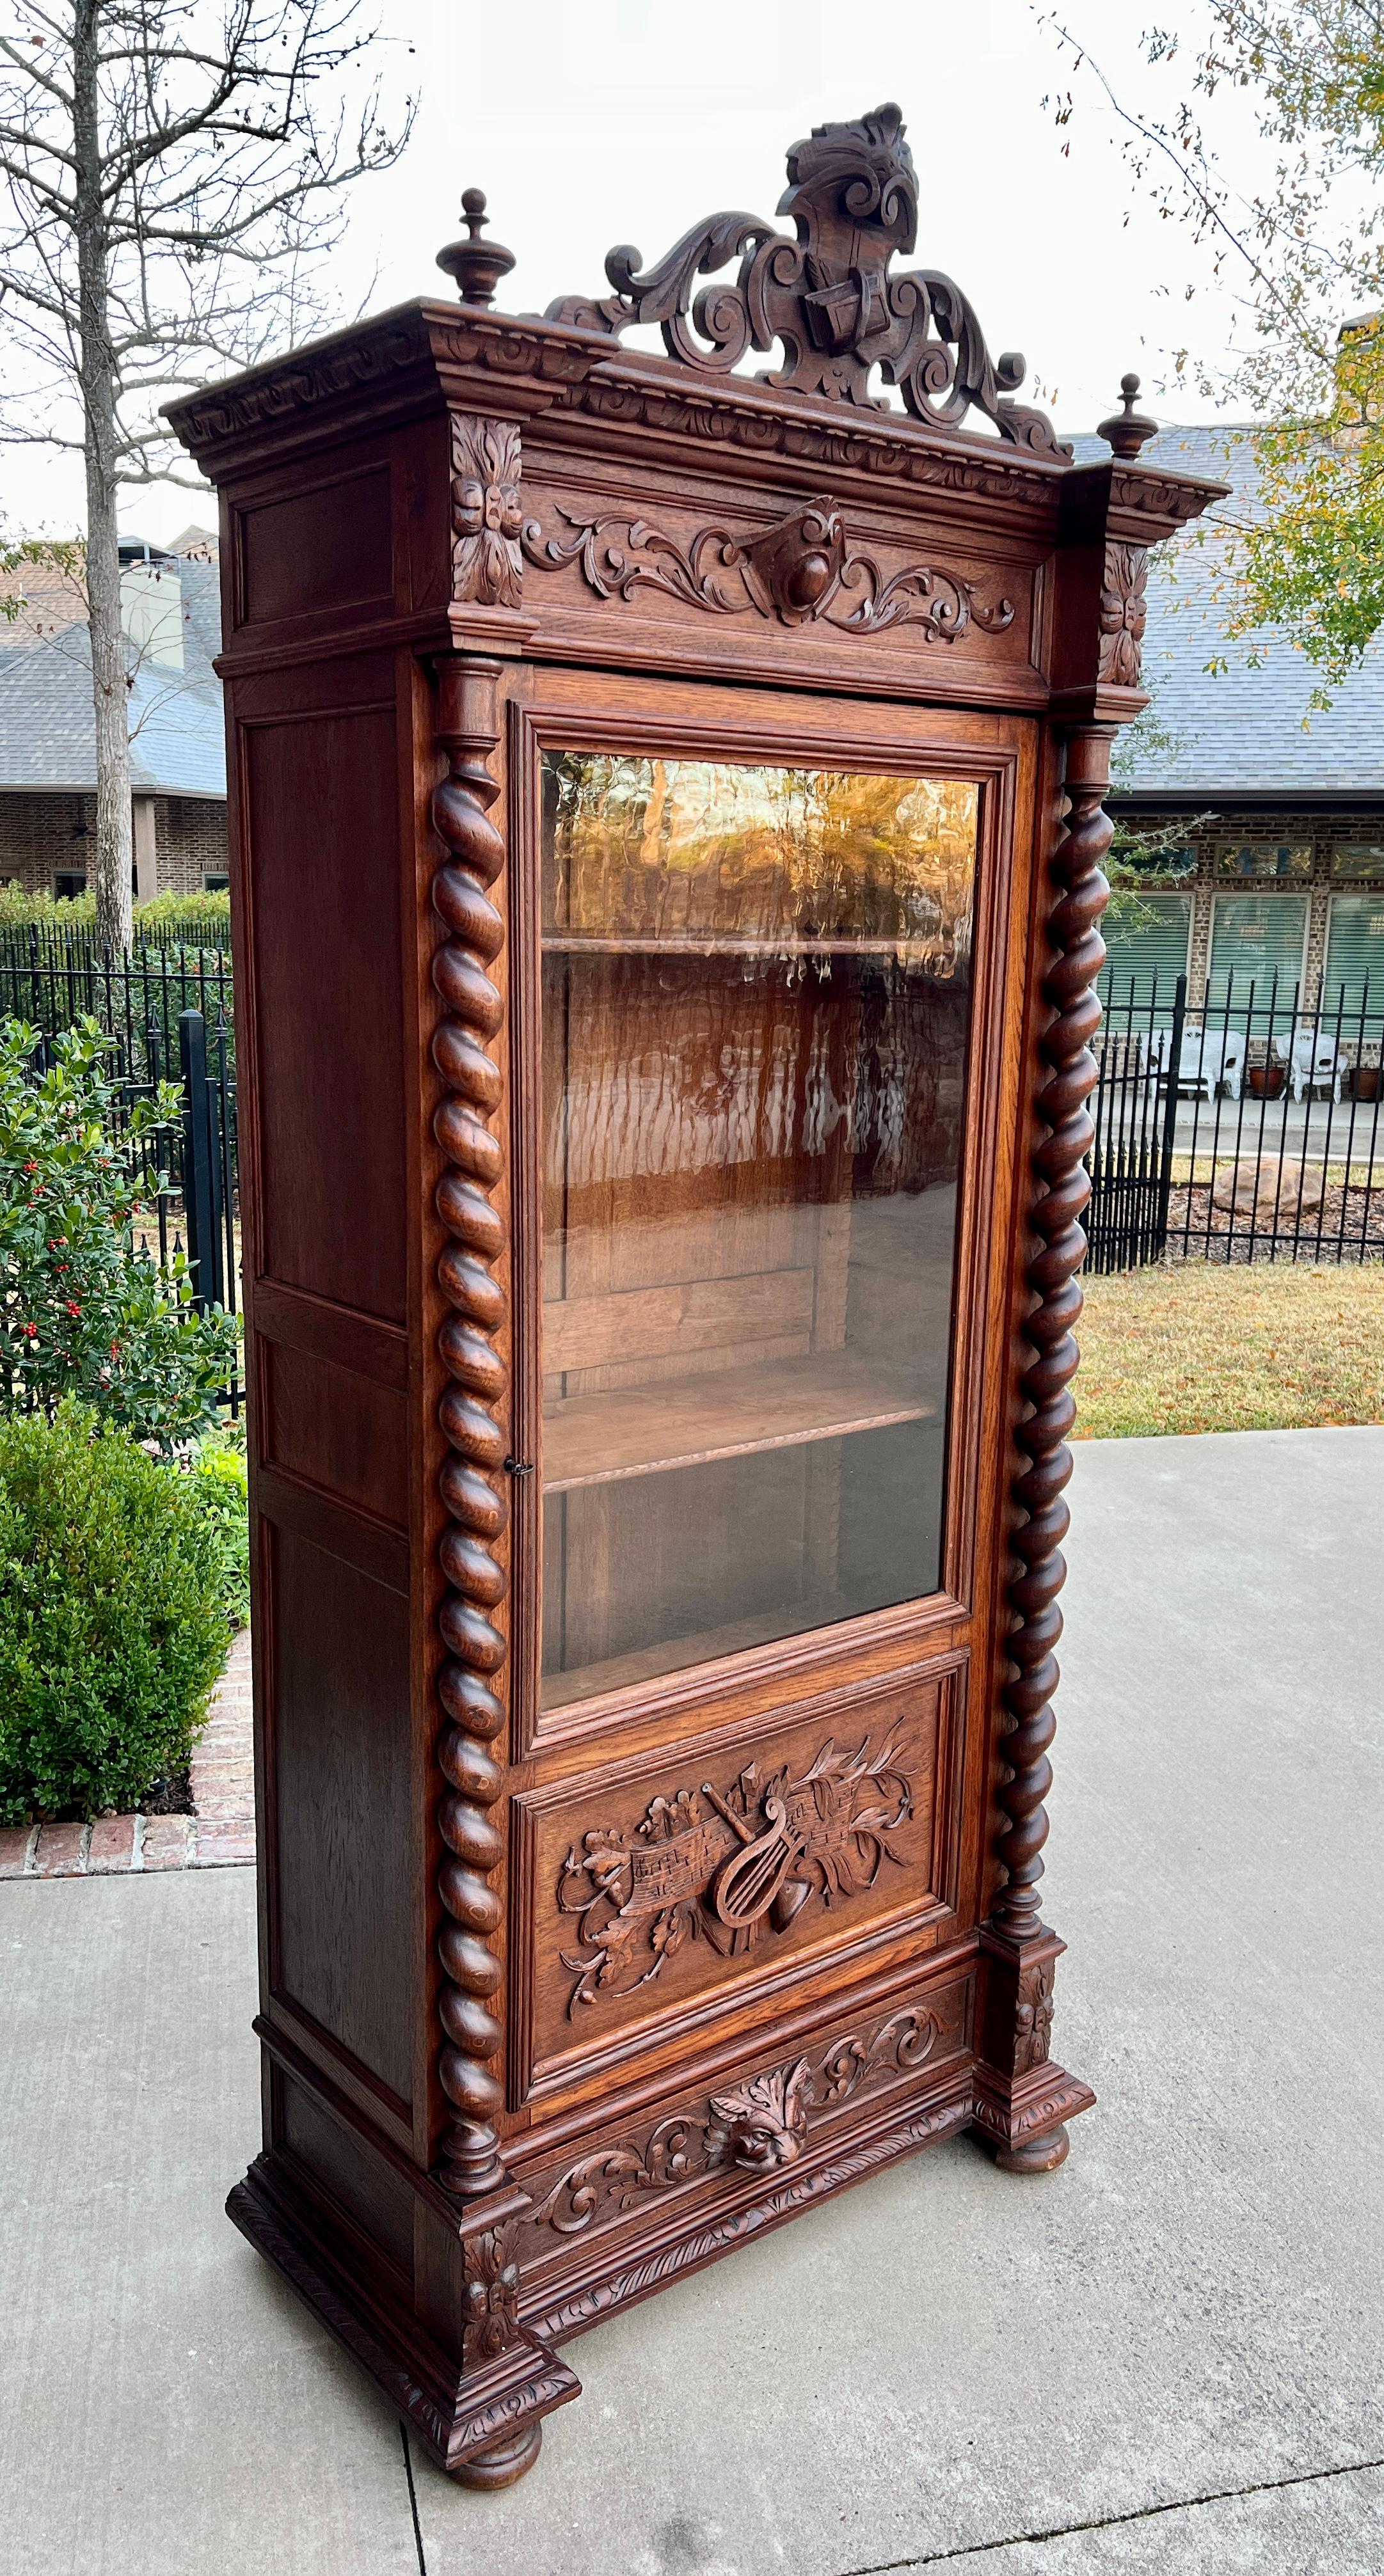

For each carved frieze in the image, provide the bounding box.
[557,1733,913,2017]
[521,496,1013,642]
[543,370,1061,500]
[526,1993,960,2236]
[1097,542,1149,686]
[451,416,524,609]
[172,323,424,447]
[527,2093,972,2347]
[1108,466,1224,523]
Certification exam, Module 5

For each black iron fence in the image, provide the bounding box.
[1090,971,1384,1270]
[0,919,234,1082]
[15,984,240,1411]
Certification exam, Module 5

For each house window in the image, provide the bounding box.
[1207,895,1308,1009]
[202,873,229,892]
[1099,892,1192,1006]
[1331,843,1384,881]
[53,871,87,901]
[1216,841,1312,880]
[1322,896,1384,1017]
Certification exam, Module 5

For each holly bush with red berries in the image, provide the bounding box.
[0,1016,237,1451]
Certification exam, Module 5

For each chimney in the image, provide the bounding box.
[118,537,184,672]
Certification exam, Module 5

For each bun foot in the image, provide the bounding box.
[993,2122,1070,2175]
[451,2421,543,2489]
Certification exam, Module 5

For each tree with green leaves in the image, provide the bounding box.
[1044,3,1384,699]
[0,1,412,951]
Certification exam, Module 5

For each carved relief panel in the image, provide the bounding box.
[516,1972,972,2272]
[514,473,1044,697]
[514,1665,963,2092]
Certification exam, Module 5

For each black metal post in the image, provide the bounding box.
[179,1007,222,1310]
[1153,972,1186,1258]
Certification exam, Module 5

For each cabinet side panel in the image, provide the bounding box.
[238,465,392,626]
[260,1341,410,1527]
[244,703,406,1320]
[278,2073,416,2281]
[270,1523,415,2106]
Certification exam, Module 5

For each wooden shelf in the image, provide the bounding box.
[540,1584,879,1710]
[542,1352,935,1492]
[543,934,937,956]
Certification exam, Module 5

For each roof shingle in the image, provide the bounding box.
[0,551,225,798]
[1069,424,1384,797]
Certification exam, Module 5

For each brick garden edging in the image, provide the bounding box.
[0,1625,255,1880]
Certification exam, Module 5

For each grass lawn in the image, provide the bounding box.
[1073,1261,1384,1439]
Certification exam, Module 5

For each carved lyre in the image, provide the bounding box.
[701,1783,811,1933]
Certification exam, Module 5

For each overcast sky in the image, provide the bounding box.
[4,0,1282,545]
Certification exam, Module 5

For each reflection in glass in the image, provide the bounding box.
[539,755,979,1708]
[1216,842,1312,880]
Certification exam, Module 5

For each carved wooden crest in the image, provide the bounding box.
[546,102,1062,452]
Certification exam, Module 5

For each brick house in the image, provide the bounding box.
[0,528,227,902]
[1071,424,1384,1017]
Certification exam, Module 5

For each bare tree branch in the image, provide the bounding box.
[0,0,415,945]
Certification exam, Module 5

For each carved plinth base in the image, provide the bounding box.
[227,2158,580,2482]
[969,1927,1094,2171]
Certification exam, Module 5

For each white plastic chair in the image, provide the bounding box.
[1274,1027,1346,1103]
[1148,1024,1246,1101]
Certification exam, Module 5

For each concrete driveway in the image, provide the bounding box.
[3,1426,1381,2574]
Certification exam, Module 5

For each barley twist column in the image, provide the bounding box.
[994,727,1111,1938]
[429,655,511,2200]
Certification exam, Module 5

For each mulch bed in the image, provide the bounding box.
[1165,1181,1384,1264]
[137,1767,195,1816]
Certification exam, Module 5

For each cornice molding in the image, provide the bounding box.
[164,304,1227,555]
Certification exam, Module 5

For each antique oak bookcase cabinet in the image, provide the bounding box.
[170,107,1220,2486]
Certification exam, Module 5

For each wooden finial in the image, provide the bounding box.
[436,188,516,309]
[1097,372,1158,460]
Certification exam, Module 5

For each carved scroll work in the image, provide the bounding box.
[429,657,513,2202]
[546,100,1064,452]
[527,2000,958,2240]
[521,494,1015,642]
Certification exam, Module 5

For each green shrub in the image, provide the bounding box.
[0,881,230,936]
[0,1014,238,1450]
[0,879,97,928]
[132,889,231,935]
[0,1401,228,1824]
[189,1428,250,1629]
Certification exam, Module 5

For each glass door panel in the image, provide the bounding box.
[539,753,980,1709]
